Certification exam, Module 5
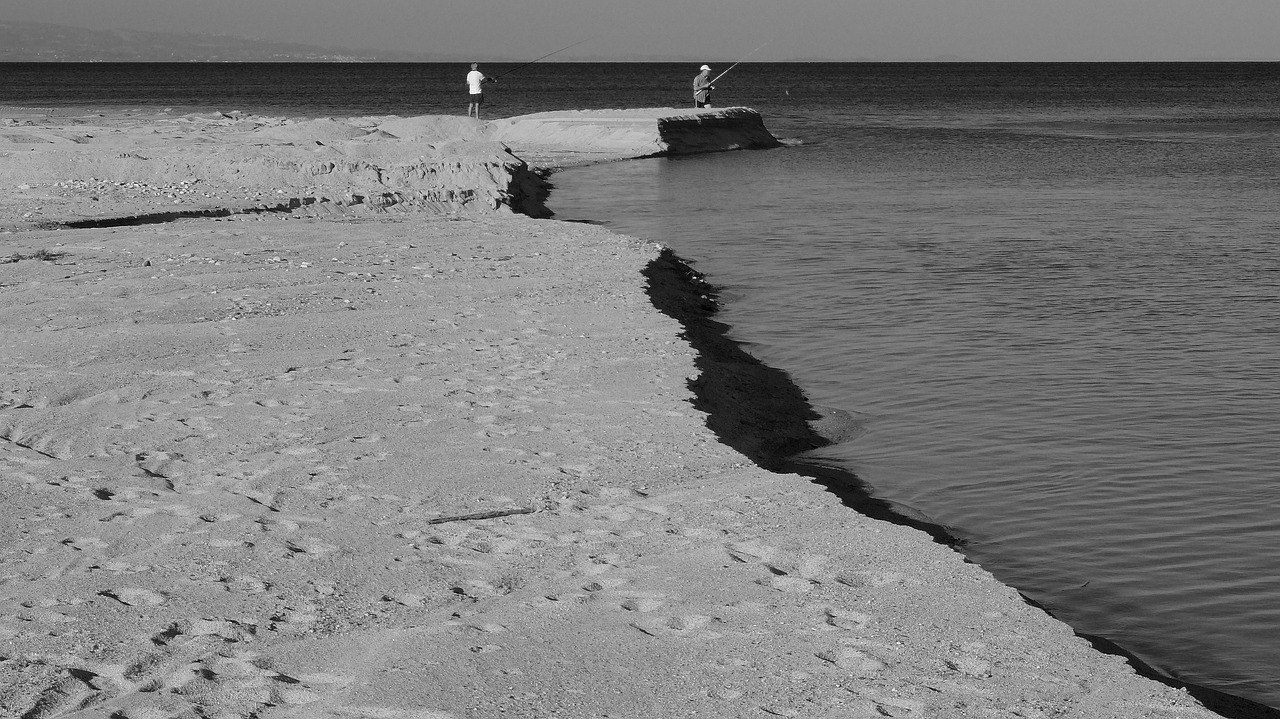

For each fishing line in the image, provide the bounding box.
[709,41,770,85]
[490,38,592,81]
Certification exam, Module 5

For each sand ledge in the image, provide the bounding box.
[1,108,778,232]
[0,109,1247,718]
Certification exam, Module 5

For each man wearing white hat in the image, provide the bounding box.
[693,64,714,108]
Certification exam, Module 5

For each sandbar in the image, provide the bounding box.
[0,108,1227,718]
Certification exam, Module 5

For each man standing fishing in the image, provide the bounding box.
[693,64,714,108]
[466,63,495,120]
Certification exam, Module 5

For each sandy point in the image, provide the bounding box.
[0,109,1230,719]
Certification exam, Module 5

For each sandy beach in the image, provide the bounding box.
[0,109,1228,718]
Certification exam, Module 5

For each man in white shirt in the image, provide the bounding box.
[693,65,714,108]
[466,63,493,120]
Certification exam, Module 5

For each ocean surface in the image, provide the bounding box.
[4,62,1280,712]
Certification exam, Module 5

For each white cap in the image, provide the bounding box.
[700,65,711,71]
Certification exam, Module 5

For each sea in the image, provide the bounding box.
[3,61,1280,713]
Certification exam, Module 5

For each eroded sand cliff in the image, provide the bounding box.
[1,108,779,230]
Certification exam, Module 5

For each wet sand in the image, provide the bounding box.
[0,109,1229,718]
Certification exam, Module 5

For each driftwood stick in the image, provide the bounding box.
[427,507,536,525]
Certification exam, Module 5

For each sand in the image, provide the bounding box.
[0,109,1228,718]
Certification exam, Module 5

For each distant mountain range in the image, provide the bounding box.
[0,21,450,62]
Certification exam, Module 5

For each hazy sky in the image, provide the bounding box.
[8,0,1280,61]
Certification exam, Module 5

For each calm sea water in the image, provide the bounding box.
[4,62,1280,712]
[549,63,1280,713]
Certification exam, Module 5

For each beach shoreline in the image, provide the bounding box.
[0,108,1241,718]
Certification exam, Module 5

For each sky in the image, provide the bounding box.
[8,0,1280,62]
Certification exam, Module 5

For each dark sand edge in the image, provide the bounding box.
[636,237,1279,719]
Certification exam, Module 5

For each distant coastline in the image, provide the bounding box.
[0,20,449,63]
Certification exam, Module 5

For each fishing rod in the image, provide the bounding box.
[490,39,592,81]
[709,41,769,85]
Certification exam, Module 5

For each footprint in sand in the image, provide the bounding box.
[134,450,189,483]
[13,616,287,719]
[10,672,99,719]
[383,592,428,608]
[178,415,217,432]
[580,577,628,593]
[451,578,517,599]
[834,570,918,589]
[269,605,319,634]
[538,593,590,607]
[945,655,994,678]
[707,686,746,701]
[100,587,167,607]
[755,573,817,594]
[725,540,778,565]
[167,648,324,713]
[823,607,872,631]
[814,647,887,675]
[618,593,666,612]
[220,574,271,594]
[284,537,340,557]
[61,535,109,551]
[445,619,510,636]
[844,691,927,716]
[567,551,624,577]
[16,607,78,625]
[629,614,722,640]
